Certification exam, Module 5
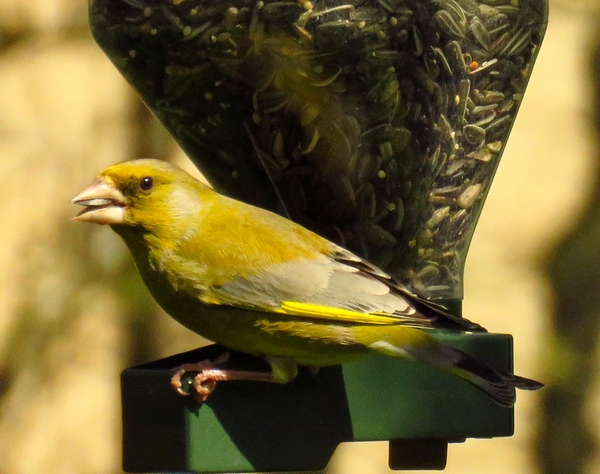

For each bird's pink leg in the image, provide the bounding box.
[170,353,275,402]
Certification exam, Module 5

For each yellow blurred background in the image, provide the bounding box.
[0,0,598,473]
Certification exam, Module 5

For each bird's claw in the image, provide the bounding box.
[170,353,231,402]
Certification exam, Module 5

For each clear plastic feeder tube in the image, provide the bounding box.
[89,0,547,303]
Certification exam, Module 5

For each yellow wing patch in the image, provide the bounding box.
[277,301,402,325]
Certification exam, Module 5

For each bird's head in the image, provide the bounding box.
[72,159,209,236]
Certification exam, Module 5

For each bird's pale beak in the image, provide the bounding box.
[72,179,127,225]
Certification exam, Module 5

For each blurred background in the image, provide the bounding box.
[0,0,598,473]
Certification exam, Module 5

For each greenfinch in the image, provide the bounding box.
[72,159,542,405]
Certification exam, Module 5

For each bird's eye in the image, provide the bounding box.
[139,176,153,191]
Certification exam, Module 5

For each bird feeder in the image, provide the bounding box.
[88,0,547,471]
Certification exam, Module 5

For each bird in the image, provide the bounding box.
[72,158,543,405]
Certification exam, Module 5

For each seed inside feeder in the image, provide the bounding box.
[89,0,547,300]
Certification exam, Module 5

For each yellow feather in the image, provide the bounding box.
[278,301,401,325]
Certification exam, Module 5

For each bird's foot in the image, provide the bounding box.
[170,352,275,402]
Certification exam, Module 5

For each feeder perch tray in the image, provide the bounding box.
[122,331,515,473]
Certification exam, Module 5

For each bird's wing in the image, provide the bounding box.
[203,247,485,331]
[327,246,486,332]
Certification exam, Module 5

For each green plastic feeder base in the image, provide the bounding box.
[122,332,516,473]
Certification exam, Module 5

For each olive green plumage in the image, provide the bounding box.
[73,158,542,406]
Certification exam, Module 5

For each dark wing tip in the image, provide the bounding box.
[396,288,488,332]
[330,250,488,332]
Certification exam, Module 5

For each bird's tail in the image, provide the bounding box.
[369,327,544,406]
[446,348,544,407]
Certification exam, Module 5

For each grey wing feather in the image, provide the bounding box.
[208,245,484,330]
[328,246,487,332]
[211,257,417,316]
